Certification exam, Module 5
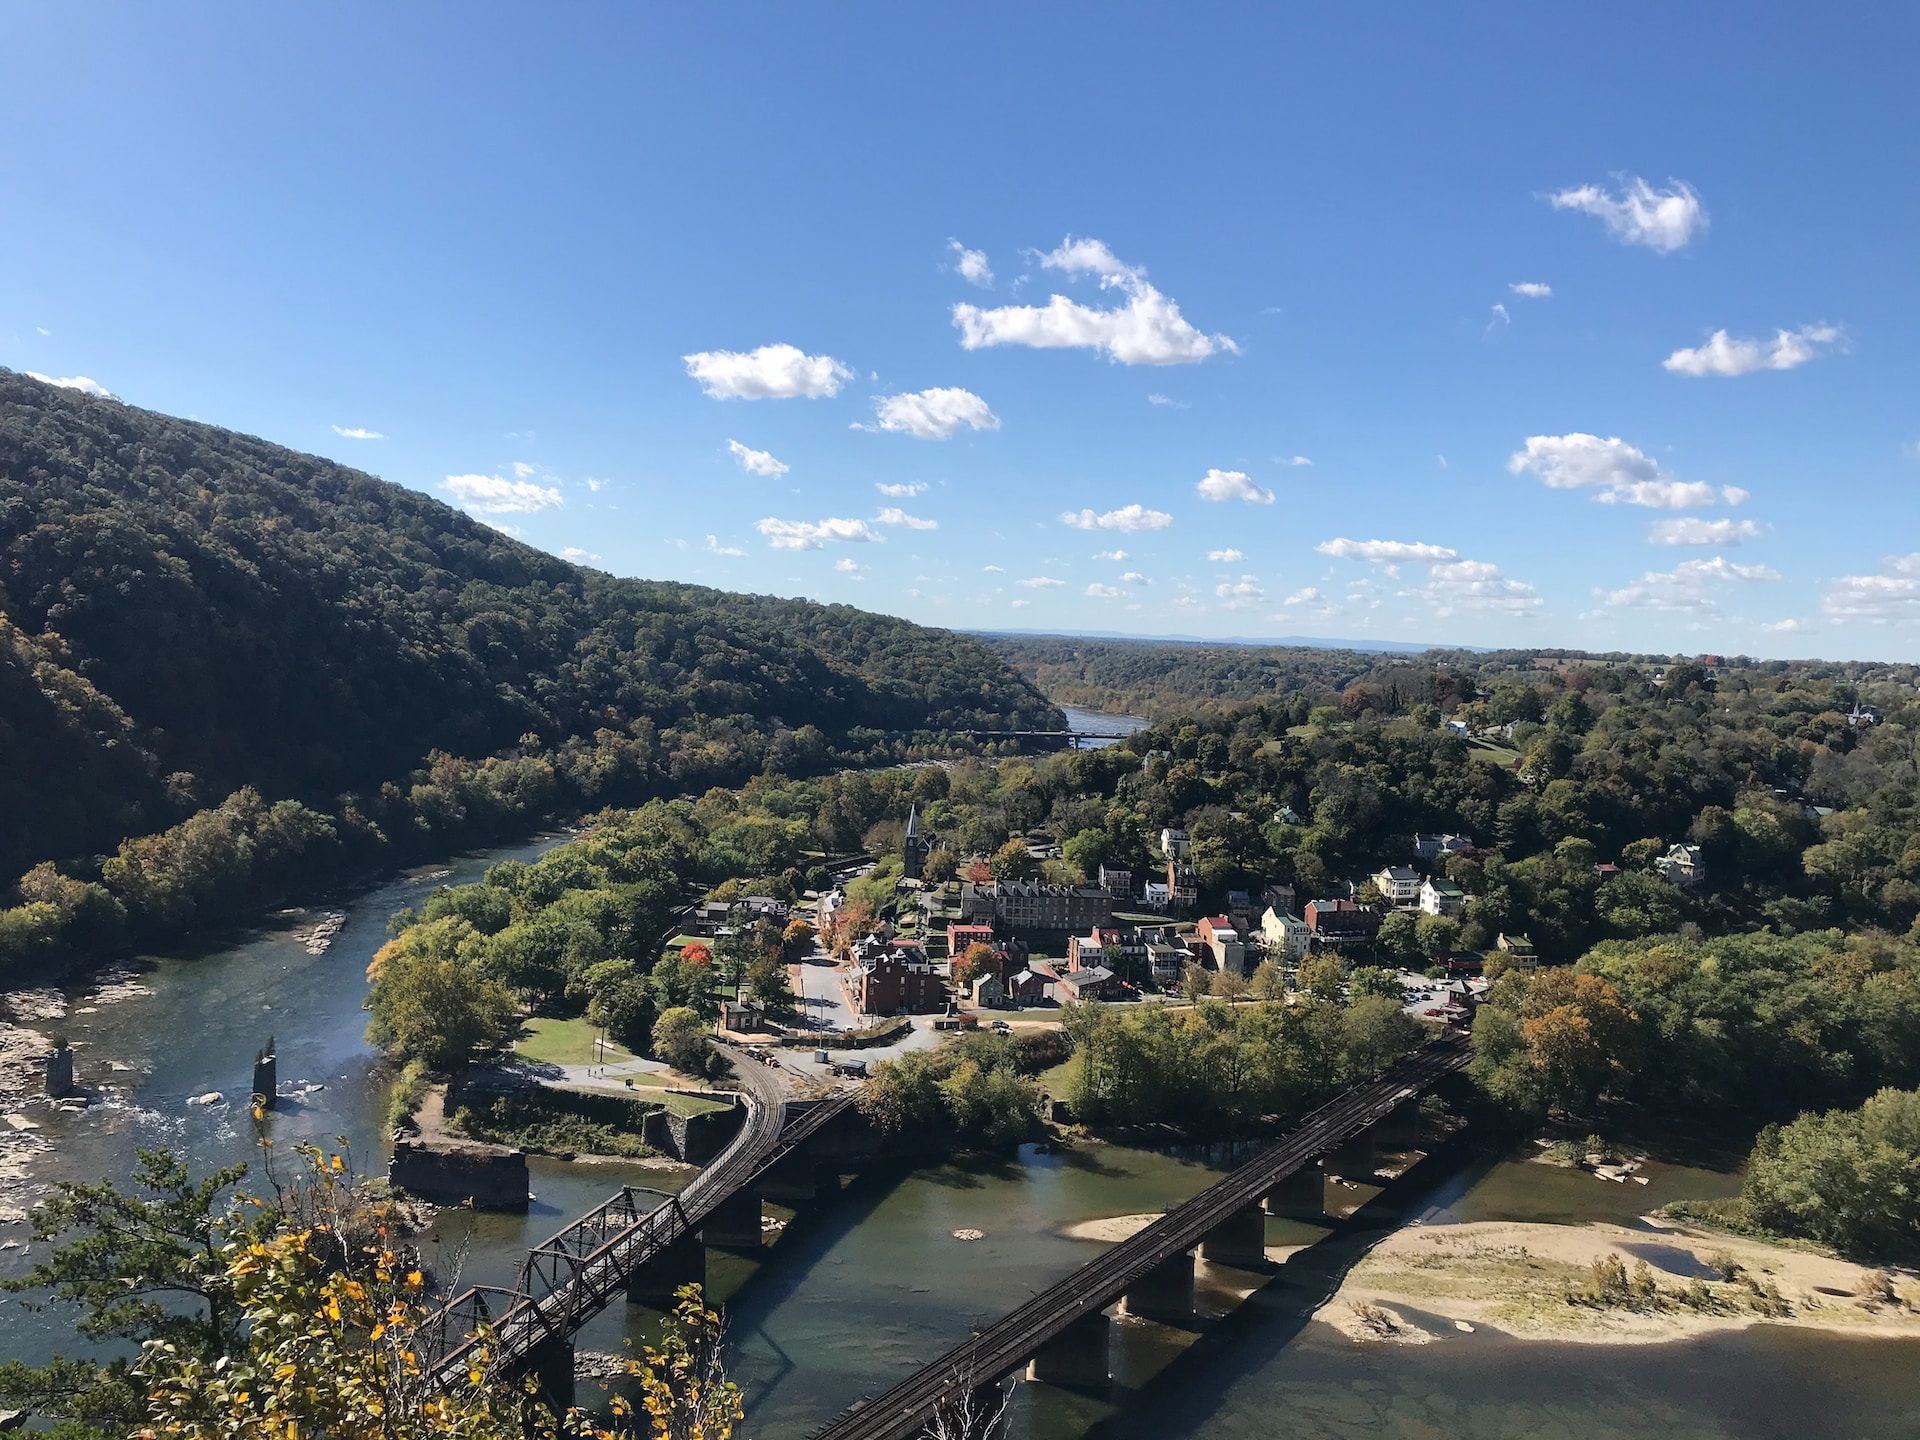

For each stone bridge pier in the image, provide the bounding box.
[1025,1309,1110,1388]
[626,1231,705,1307]
[524,1336,575,1413]
[1264,1162,1326,1220]
[1199,1202,1267,1268]
[1120,1250,1195,1324]
[701,1186,764,1250]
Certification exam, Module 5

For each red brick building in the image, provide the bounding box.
[851,938,948,1015]
[1304,898,1381,944]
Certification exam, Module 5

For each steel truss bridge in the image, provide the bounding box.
[415,1086,856,1394]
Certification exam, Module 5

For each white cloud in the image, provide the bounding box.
[332,424,384,440]
[876,481,927,497]
[1216,575,1266,610]
[1547,176,1707,252]
[1194,468,1275,505]
[26,372,113,399]
[1822,554,1920,624]
[1508,432,1742,509]
[1086,583,1124,599]
[1663,324,1844,377]
[1277,454,1312,467]
[982,564,1005,573]
[1009,598,1030,609]
[1018,575,1066,588]
[683,343,852,400]
[443,473,565,515]
[704,535,746,557]
[868,387,999,440]
[560,546,603,564]
[1488,302,1511,329]
[948,239,993,288]
[1602,555,1782,613]
[35,326,51,336]
[1120,571,1150,586]
[755,516,882,551]
[1207,547,1245,563]
[1648,517,1765,546]
[583,477,607,493]
[1061,504,1173,532]
[1317,538,1458,563]
[511,461,537,479]
[1280,586,1321,606]
[1095,548,1129,561]
[727,439,789,477]
[834,557,861,574]
[876,507,938,530]
[1509,282,1553,299]
[1421,559,1543,615]
[1147,393,1190,409]
[1761,618,1806,634]
[952,235,1238,365]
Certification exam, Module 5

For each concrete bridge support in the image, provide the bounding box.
[1325,1124,1377,1181]
[1199,1202,1268,1268]
[626,1232,705,1307]
[702,1187,764,1250]
[1121,1250,1195,1324]
[1264,1163,1326,1220]
[756,1152,818,1204]
[1025,1308,1110,1388]
[524,1337,575,1414]
[1378,1098,1422,1149]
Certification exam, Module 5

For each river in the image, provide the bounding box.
[5,740,1917,1434]
[1057,705,1150,750]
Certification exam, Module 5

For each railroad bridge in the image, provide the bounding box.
[414,1077,859,1407]
[811,1036,1471,1440]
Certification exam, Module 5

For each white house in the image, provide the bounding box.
[1419,876,1465,916]
[1159,827,1193,859]
[1412,833,1474,863]
[1373,865,1422,908]
[1259,906,1311,962]
[1656,843,1706,890]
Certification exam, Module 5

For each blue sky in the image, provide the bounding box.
[5,4,1918,658]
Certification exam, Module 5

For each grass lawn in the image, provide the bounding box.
[1467,739,1522,768]
[1037,1051,1082,1100]
[514,1015,635,1068]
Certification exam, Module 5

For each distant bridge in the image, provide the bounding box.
[957,729,1130,750]
[811,1036,1470,1440]
[415,1083,857,1404]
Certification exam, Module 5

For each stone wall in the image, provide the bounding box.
[389,1137,530,1211]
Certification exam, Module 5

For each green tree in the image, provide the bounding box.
[989,838,1040,881]
[1375,910,1422,965]
[365,918,516,1069]
[652,1005,710,1073]
[1249,957,1287,1001]
[1347,965,1403,1003]
[0,1149,255,1437]
[746,953,798,1016]
[1297,952,1347,1004]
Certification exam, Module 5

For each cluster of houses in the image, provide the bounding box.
[824,804,1721,1019]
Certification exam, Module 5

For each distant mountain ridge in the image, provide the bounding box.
[0,370,1057,878]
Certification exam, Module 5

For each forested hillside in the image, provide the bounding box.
[985,632,1908,720]
[0,371,1055,963]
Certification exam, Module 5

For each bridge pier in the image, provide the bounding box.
[626,1231,705,1307]
[1199,1202,1268,1268]
[1378,1098,1422,1149]
[1121,1249,1194,1324]
[756,1152,817,1203]
[1264,1162,1326,1220]
[523,1336,575,1414]
[702,1187,764,1250]
[1025,1308,1110,1389]
[1325,1124,1378,1181]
